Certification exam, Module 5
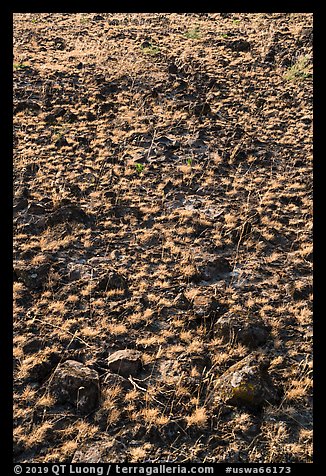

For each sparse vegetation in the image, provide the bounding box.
[284,55,312,81]
[141,42,160,55]
[13,62,29,70]
[135,163,145,174]
[185,27,201,39]
[13,12,312,464]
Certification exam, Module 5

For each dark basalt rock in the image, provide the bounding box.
[197,256,232,281]
[50,360,100,414]
[103,371,133,391]
[227,39,251,52]
[13,261,51,290]
[213,352,281,409]
[95,271,128,293]
[45,205,92,226]
[214,313,271,348]
[107,349,142,378]
[14,101,41,114]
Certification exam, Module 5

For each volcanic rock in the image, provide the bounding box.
[14,261,51,290]
[107,349,142,378]
[213,352,280,409]
[50,360,100,414]
[214,313,271,348]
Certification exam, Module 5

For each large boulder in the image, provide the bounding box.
[213,352,280,409]
[107,349,142,378]
[214,313,271,348]
[50,360,100,414]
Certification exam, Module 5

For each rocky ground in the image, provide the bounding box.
[13,13,313,463]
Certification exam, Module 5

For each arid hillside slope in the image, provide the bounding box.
[13,13,312,463]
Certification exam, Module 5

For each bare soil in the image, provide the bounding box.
[13,13,313,463]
